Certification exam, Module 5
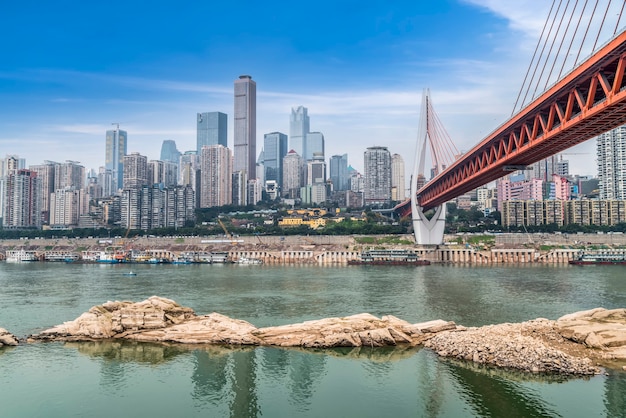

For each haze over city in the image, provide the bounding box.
[2,0,611,177]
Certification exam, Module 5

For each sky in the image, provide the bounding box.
[1,0,623,179]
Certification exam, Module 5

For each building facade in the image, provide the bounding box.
[123,153,148,190]
[233,75,257,177]
[391,153,405,201]
[2,169,40,228]
[364,146,392,206]
[282,150,303,198]
[289,106,309,159]
[597,125,626,199]
[330,154,349,192]
[263,132,288,190]
[197,112,227,154]
[200,145,232,208]
[105,128,127,193]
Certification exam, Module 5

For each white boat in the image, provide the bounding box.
[6,250,39,262]
[236,257,263,265]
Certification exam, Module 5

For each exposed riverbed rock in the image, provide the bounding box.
[27,298,626,375]
[0,328,19,346]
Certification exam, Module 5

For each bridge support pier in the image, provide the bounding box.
[411,204,446,245]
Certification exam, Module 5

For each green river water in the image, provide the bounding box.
[1,262,625,417]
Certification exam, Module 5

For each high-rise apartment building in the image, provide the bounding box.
[148,160,178,187]
[29,161,57,224]
[50,188,85,227]
[123,152,148,190]
[2,169,40,228]
[597,125,626,199]
[364,146,392,206]
[200,145,232,208]
[105,127,127,192]
[0,155,26,222]
[290,106,310,159]
[197,112,227,154]
[233,75,256,177]
[55,160,85,190]
[282,150,303,198]
[391,153,406,201]
[263,132,288,189]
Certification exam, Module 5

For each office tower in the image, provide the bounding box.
[364,146,392,206]
[160,140,182,164]
[234,75,256,177]
[305,132,324,162]
[105,127,127,192]
[290,106,309,158]
[597,125,626,199]
[263,132,288,189]
[197,112,227,154]
[200,145,232,208]
[306,155,326,186]
[391,153,406,201]
[2,169,40,228]
[330,154,349,191]
[123,152,148,190]
[29,161,57,224]
[282,150,303,198]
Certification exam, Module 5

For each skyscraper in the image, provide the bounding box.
[3,169,40,228]
[330,154,349,191]
[263,132,288,189]
[105,127,127,192]
[200,145,232,208]
[364,146,392,206]
[305,132,324,161]
[123,152,148,190]
[597,125,626,199]
[160,140,182,164]
[197,112,227,154]
[391,153,406,201]
[282,150,303,198]
[290,106,309,158]
[234,75,256,177]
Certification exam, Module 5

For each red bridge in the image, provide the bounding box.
[396,30,626,217]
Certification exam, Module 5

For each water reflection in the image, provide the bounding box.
[604,369,626,418]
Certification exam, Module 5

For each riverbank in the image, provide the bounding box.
[2,233,625,264]
[3,296,622,375]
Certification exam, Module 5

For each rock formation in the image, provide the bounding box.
[0,328,18,347]
[27,297,626,375]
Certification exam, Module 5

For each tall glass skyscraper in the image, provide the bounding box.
[290,106,309,159]
[330,154,349,191]
[263,132,288,189]
[197,112,227,154]
[234,75,256,177]
[160,140,181,164]
[105,127,127,192]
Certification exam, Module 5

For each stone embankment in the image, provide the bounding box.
[8,297,626,375]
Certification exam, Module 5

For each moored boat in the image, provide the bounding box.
[348,249,430,266]
[236,257,263,265]
[5,250,39,262]
[569,250,626,265]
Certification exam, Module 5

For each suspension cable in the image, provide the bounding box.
[574,0,600,65]
[512,0,557,115]
[543,0,576,92]
[558,0,589,79]
[614,0,625,34]
[592,0,612,51]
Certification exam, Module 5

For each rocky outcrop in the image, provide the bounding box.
[424,319,601,375]
[27,298,626,375]
[0,328,19,347]
[556,308,626,361]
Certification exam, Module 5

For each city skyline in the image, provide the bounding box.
[3,1,620,178]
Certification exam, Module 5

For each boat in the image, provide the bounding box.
[5,250,39,262]
[569,250,626,265]
[348,249,430,266]
[122,271,137,276]
[236,257,263,265]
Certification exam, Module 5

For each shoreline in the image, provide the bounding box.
[2,233,625,264]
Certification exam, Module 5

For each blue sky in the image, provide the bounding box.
[1,0,619,177]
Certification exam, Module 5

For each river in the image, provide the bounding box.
[1,262,625,417]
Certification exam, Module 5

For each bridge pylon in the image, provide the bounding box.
[410,89,458,245]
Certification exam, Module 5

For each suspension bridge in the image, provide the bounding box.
[396,0,626,245]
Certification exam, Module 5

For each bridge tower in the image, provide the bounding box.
[410,90,459,245]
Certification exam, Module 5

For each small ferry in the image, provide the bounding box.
[569,250,626,265]
[122,271,137,277]
[5,250,39,262]
[348,249,430,266]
